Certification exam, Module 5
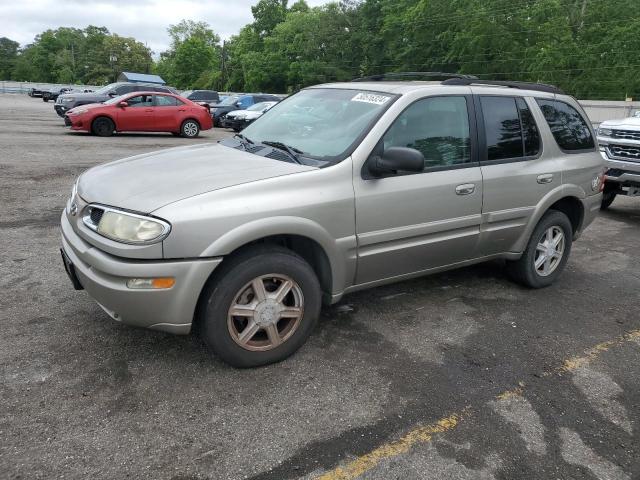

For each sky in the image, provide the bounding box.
[0,0,332,54]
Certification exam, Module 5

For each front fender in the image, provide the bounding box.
[200,216,357,296]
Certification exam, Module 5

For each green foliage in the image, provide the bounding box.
[1,26,152,84]
[156,20,221,90]
[2,1,640,99]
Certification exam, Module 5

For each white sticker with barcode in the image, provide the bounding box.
[351,92,390,105]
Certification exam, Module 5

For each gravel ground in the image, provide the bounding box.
[1,93,639,480]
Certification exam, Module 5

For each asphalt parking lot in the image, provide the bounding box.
[1,93,639,480]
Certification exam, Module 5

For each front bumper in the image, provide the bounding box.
[54,104,69,117]
[60,211,222,335]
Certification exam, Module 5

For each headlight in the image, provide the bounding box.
[62,97,75,102]
[598,127,612,137]
[83,206,170,244]
[72,108,88,115]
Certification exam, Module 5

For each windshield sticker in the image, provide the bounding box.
[351,92,391,105]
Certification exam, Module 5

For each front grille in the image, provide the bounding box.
[611,129,640,141]
[89,207,104,225]
[608,144,640,161]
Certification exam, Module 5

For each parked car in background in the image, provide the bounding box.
[65,91,212,137]
[181,90,220,105]
[42,87,73,102]
[27,87,44,98]
[597,112,640,209]
[220,101,278,131]
[55,82,176,117]
[210,93,280,126]
[60,77,603,367]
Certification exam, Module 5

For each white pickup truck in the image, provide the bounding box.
[597,112,640,209]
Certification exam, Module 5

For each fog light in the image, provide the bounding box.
[126,277,175,289]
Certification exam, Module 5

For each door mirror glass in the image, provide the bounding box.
[369,147,425,177]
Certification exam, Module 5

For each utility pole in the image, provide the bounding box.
[220,40,227,90]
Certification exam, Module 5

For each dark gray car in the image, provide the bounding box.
[54,82,175,117]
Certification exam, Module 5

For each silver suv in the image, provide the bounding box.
[60,76,604,367]
[597,111,640,209]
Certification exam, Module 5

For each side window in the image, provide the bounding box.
[127,95,153,108]
[516,98,541,157]
[481,96,523,161]
[155,95,178,107]
[536,99,594,151]
[237,96,254,108]
[383,96,471,169]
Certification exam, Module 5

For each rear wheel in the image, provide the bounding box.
[506,210,573,288]
[181,119,200,138]
[91,117,115,137]
[198,245,322,368]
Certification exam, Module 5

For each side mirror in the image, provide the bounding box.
[118,101,128,108]
[108,92,117,97]
[368,147,425,177]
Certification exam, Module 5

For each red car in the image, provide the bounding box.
[65,92,213,138]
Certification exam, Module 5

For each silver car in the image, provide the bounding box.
[60,78,604,367]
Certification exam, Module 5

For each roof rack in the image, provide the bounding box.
[352,72,478,82]
[441,78,564,94]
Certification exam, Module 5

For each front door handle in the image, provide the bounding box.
[537,173,554,184]
[145,108,154,112]
[455,183,476,195]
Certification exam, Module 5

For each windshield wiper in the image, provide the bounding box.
[234,133,254,150]
[261,141,303,164]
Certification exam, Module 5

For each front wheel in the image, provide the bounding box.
[601,191,616,210]
[506,210,573,288]
[198,245,322,368]
[91,117,115,137]
[181,119,200,138]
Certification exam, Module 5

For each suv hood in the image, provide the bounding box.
[600,117,640,129]
[77,143,316,213]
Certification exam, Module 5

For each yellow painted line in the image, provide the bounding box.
[314,409,470,480]
[314,329,640,480]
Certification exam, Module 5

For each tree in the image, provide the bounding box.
[157,20,221,89]
[0,37,19,80]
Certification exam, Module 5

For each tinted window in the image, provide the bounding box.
[127,95,153,108]
[155,95,180,107]
[383,96,471,169]
[481,97,523,160]
[536,99,594,151]
[516,98,541,156]
[237,96,254,108]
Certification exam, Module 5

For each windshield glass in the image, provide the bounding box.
[219,95,240,106]
[94,83,120,95]
[241,88,395,160]
[103,94,129,105]
[181,90,193,98]
[247,102,271,111]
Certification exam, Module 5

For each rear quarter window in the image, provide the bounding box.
[536,99,594,152]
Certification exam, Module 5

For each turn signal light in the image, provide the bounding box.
[126,277,175,289]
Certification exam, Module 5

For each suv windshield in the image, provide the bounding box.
[103,94,129,105]
[241,88,395,160]
[94,83,120,95]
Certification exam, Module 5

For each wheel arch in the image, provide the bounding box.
[512,185,587,253]
[198,216,355,303]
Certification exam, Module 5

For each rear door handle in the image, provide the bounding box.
[145,108,154,112]
[537,173,554,184]
[455,183,476,195]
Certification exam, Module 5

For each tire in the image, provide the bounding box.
[91,117,115,137]
[181,119,200,138]
[506,210,573,289]
[601,191,616,210]
[42,96,49,102]
[198,245,322,368]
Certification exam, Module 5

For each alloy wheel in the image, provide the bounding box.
[227,274,304,352]
[183,121,198,137]
[534,226,565,276]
